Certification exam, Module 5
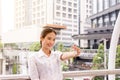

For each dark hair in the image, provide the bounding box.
[40,28,57,46]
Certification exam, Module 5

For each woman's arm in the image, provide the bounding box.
[60,45,80,60]
[28,56,40,80]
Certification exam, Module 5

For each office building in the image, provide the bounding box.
[14,0,79,46]
[89,0,120,48]
[79,0,92,47]
[73,0,120,49]
[0,0,1,39]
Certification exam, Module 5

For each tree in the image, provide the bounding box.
[0,42,3,49]
[116,45,120,68]
[57,42,64,51]
[92,44,120,80]
[4,43,18,49]
[12,63,17,74]
[92,43,104,69]
[92,44,105,80]
[29,42,41,51]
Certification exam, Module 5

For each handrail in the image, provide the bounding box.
[0,69,120,80]
[0,74,30,80]
[81,49,109,54]
[63,69,120,77]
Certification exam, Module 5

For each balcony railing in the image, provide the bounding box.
[0,69,120,80]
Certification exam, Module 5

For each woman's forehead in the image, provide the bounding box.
[45,32,56,37]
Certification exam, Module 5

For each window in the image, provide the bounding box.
[56,5,61,10]
[74,3,77,7]
[98,17,103,27]
[68,2,72,6]
[62,7,66,11]
[104,0,109,9]
[62,13,66,17]
[68,8,72,12]
[57,0,61,3]
[92,19,97,28]
[110,13,116,26]
[74,15,77,19]
[74,9,77,13]
[62,1,66,5]
[110,0,116,6]
[93,0,97,14]
[56,12,60,17]
[98,0,103,12]
[104,15,109,27]
[68,14,72,18]
[117,0,120,3]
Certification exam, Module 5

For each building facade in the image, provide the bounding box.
[92,0,120,28]
[79,0,92,48]
[14,0,80,45]
[89,0,120,48]
[73,0,120,49]
[0,0,1,39]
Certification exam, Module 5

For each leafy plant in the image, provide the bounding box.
[92,44,104,69]
[57,42,64,51]
[0,42,3,49]
[93,76,104,80]
[116,45,120,68]
[12,63,17,74]
[62,62,69,71]
[29,42,41,51]
[4,43,18,49]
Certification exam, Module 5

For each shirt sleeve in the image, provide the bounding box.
[55,51,63,61]
[28,54,40,80]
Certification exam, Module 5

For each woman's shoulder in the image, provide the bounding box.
[28,51,39,59]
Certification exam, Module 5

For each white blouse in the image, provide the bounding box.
[28,49,63,80]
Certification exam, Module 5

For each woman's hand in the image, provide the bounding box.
[60,44,81,60]
[71,45,81,57]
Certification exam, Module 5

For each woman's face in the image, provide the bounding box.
[41,32,56,50]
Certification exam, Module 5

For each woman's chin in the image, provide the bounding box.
[47,47,53,50]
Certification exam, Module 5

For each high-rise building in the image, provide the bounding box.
[79,0,92,47]
[0,0,1,38]
[0,0,3,74]
[14,0,79,45]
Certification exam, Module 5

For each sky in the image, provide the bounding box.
[1,0,14,33]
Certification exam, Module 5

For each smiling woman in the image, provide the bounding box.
[28,28,81,80]
[1,0,14,33]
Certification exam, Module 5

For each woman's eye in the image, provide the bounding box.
[47,37,51,40]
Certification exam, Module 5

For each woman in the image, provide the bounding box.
[28,28,80,80]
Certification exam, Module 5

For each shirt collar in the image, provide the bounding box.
[38,49,54,58]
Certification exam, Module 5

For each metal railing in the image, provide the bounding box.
[81,49,98,54]
[0,69,120,80]
[81,49,109,54]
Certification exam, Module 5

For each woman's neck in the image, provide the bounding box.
[42,48,51,56]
